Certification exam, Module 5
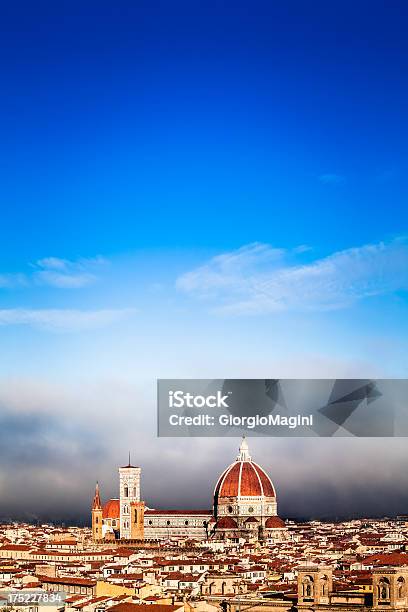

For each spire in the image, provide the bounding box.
[92,481,102,510]
[120,451,136,469]
[237,435,251,461]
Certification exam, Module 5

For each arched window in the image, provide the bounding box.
[320,575,328,596]
[133,487,137,497]
[302,576,314,598]
[124,485,129,497]
[378,578,391,600]
[397,577,405,598]
[134,509,138,523]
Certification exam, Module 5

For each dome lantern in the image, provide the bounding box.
[237,436,251,461]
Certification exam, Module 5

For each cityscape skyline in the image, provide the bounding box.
[1,2,408,526]
[1,434,408,525]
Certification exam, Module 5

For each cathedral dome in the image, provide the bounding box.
[214,439,276,499]
[102,499,120,519]
[216,516,238,529]
[265,516,286,529]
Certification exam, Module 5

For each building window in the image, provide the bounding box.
[148,520,153,525]
[167,520,171,525]
[124,485,128,497]
[398,577,406,598]
[134,509,138,523]
[133,487,137,497]
[378,578,391,601]
[185,520,189,525]
[320,575,328,596]
[302,576,314,599]
[228,506,233,513]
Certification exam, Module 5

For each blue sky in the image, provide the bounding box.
[1,1,408,261]
[0,0,408,520]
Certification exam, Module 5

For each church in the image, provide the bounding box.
[91,437,287,542]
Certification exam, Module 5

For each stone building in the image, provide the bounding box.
[210,437,287,542]
[91,438,287,542]
[222,565,408,612]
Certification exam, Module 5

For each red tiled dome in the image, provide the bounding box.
[102,499,120,519]
[217,516,238,529]
[265,516,285,529]
[214,460,275,498]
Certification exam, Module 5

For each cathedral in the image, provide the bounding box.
[91,437,287,542]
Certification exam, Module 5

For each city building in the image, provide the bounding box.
[91,438,287,542]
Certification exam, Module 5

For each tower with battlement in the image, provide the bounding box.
[119,456,141,539]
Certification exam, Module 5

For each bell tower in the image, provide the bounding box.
[373,568,408,608]
[91,482,103,542]
[119,454,141,539]
[297,565,333,606]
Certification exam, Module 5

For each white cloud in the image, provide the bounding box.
[33,256,107,289]
[177,243,286,297]
[0,308,136,332]
[177,239,408,315]
[0,256,108,291]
